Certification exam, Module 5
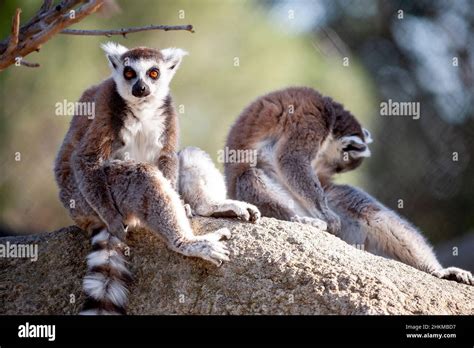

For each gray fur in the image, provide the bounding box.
[225,87,473,285]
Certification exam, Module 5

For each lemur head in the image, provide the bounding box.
[331,99,372,173]
[337,128,372,172]
[316,98,373,180]
[101,42,187,105]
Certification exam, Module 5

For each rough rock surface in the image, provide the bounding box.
[0,217,473,315]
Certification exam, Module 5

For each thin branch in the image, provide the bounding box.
[4,9,22,57]
[61,24,195,36]
[20,60,40,68]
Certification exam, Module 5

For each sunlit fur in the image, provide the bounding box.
[225,87,473,286]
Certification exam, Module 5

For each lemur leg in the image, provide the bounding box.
[178,147,260,223]
[103,161,231,266]
[325,184,473,285]
[233,167,327,230]
[275,135,341,234]
[234,167,296,220]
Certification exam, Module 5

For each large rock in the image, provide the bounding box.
[0,217,472,315]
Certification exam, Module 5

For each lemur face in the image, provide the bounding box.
[101,42,187,105]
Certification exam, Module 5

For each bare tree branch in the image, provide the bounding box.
[0,0,194,72]
[0,0,104,71]
[61,24,195,37]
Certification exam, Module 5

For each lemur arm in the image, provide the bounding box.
[156,102,179,189]
[276,132,341,233]
[71,121,125,238]
[157,153,178,189]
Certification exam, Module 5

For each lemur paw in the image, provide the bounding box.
[290,215,328,231]
[187,228,232,266]
[243,203,261,223]
[323,210,341,235]
[212,201,261,223]
[432,267,474,285]
[183,203,194,218]
[229,201,261,223]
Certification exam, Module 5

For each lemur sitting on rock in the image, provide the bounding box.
[54,42,259,315]
[224,87,473,286]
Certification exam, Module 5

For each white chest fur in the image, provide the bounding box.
[112,107,166,164]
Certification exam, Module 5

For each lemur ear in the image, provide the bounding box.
[161,48,188,71]
[363,128,373,144]
[101,42,128,70]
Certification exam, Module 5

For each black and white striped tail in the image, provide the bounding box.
[80,228,132,315]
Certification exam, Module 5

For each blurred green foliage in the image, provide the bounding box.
[0,0,374,233]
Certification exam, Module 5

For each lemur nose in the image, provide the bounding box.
[132,79,150,98]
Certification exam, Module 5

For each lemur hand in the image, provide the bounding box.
[322,209,341,235]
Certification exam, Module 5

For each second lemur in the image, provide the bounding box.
[225,87,473,285]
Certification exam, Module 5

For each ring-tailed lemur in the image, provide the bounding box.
[54,42,260,315]
[224,87,473,285]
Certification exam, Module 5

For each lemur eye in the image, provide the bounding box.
[148,68,159,80]
[123,67,136,80]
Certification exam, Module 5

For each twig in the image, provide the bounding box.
[61,24,195,36]
[4,9,22,57]
[20,60,40,68]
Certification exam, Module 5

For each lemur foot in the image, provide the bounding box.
[211,201,261,223]
[231,201,261,223]
[431,267,474,285]
[290,215,328,231]
[181,228,232,266]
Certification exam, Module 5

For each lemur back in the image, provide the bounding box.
[225,87,371,232]
[225,87,473,285]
